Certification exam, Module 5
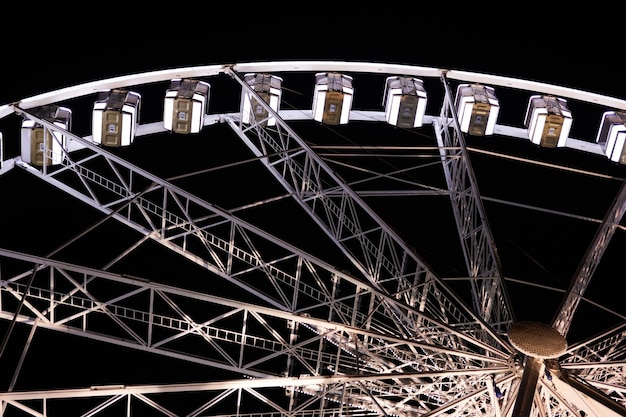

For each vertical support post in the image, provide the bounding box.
[511,356,542,417]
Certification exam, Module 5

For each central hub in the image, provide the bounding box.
[508,321,567,359]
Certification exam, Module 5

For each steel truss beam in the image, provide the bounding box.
[225,68,509,339]
[0,248,510,416]
[1,107,512,416]
[435,73,514,333]
[552,180,626,336]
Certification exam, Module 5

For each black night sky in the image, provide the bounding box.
[1,9,625,416]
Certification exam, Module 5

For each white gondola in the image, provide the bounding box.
[241,73,283,127]
[455,83,500,136]
[596,110,626,164]
[92,89,141,147]
[312,72,353,125]
[21,105,72,166]
[524,95,572,148]
[163,79,210,134]
[383,76,427,128]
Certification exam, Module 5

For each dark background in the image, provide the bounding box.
[1,7,625,411]
[1,10,623,105]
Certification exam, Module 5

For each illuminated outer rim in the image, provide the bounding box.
[508,321,568,359]
[3,61,626,114]
[2,60,626,161]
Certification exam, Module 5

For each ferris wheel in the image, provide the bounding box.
[0,60,625,417]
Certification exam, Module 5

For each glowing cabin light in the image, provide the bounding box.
[454,83,500,136]
[312,72,353,125]
[241,73,283,127]
[21,105,72,166]
[524,95,572,148]
[163,79,210,134]
[92,89,141,147]
[383,76,427,128]
[596,110,626,164]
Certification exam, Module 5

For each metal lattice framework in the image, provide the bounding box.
[0,61,625,417]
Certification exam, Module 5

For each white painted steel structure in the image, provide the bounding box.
[0,61,625,417]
